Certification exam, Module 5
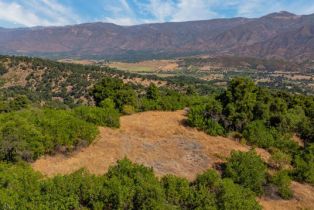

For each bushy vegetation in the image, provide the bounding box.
[92,77,137,111]
[0,55,313,207]
[187,98,225,136]
[188,77,314,185]
[0,109,98,162]
[0,104,121,163]
[293,144,314,184]
[224,150,267,195]
[0,95,30,113]
[92,77,211,113]
[0,55,218,107]
[0,158,261,210]
[0,63,7,76]
[73,105,120,127]
[271,170,293,199]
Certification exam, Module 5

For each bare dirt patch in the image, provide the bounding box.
[32,110,262,179]
[259,181,314,210]
[32,111,313,210]
[1,63,32,88]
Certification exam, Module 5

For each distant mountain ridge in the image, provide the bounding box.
[0,11,314,60]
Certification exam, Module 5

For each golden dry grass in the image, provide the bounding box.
[32,110,264,179]
[108,60,178,73]
[32,110,314,210]
[259,181,314,210]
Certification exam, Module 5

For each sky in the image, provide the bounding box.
[0,0,314,28]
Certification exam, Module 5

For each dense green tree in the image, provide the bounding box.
[220,77,257,131]
[188,99,225,136]
[224,150,266,195]
[92,77,137,111]
[146,83,160,101]
[243,120,275,148]
[161,175,190,207]
[216,179,261,210]
[293,144,314,184]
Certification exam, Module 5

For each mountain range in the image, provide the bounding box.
[0,11,314,61]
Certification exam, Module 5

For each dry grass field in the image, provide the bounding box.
[32,111,314,210]
[108,60,178,73]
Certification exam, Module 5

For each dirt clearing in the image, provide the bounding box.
[32,110,260,179]
[32,110,314,210]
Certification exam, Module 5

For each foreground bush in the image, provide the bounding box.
[0,159,261,210]
[0,108,99,162]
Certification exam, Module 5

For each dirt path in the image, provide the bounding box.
[32,110,314,210]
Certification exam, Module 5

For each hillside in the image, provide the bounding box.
[32,110,270,178]
[32,110,314,210]
[1,12,314,60]
[0,56,313,209]
[0,56,210,107]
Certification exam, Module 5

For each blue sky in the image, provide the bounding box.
[0,0,314,28]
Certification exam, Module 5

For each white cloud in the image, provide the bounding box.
[139,0,176,22]
[0,1,47,26]
[104,0,219,25]
[104,17,140,25]
[1,0,314,27]
[230,0,282,17]
[0,0,80,27]
[103,0,141,25]
[171,0,219,22]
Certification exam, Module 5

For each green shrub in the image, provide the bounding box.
[161,175,190,207]
[0,108,99,162]
[293,144,314,184]
[243,121,275,148]
[188,99,225,136]
[271,170,293,199]
[92,77,137,111]
[188,185,218,210]
[73,106,120,127]
[146,83,160,101]
[194,169,220,189]
[0,63,7,75]
[0,159,265,210]
[269,148,292,169]
[217,179,262,210]
[224,150,267,195]
[122,105,135,115]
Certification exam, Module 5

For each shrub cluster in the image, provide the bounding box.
[188,77,314,185]
[0,105,120,162]
[0,158,261,210]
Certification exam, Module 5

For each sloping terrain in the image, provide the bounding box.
[32,110,269,179]
[259,181,314,210]
[1,12,314,60]
[32,110,314,210]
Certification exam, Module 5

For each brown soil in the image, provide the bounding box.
[259,182,314,210]
[1,63,32,88]
[32,110,313,210]
[32,110,267,179]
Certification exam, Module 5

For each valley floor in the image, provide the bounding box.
[32,110,314,210]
